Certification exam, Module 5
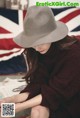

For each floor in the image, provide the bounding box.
[0,74,31,118]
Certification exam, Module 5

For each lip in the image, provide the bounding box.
[39,50,45,53]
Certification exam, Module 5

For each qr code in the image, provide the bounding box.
[1,103,15,117]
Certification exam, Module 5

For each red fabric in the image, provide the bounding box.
[0,39,21,50]
[0,27,11,33]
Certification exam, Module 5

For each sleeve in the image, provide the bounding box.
[40,51,80,111]
[20,63,49,99]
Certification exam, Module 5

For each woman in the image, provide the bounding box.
[0,6,80,118]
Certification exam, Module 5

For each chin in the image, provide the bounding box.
[40,51,47,54]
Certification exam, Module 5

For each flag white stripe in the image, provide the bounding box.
[68,31,80,36]
[0,48,22,54]
[0,34,14,39]
[66,15,80,31]
[0,15,23,37]
[19,10,24,30]
[0,49,24,62]
[0,16,20,32]
[55,8,79,20]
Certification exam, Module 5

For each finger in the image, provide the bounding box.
[0,99,6,106]
[0,95,16,105]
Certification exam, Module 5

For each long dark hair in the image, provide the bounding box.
[23,48,39,82]
[23,35,77,82]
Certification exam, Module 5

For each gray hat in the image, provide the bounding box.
[13,5,68,48]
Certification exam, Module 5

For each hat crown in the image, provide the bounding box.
[24,6,57,37]
[14,5,68,48]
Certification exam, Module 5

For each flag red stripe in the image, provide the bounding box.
[0,27,11,33]
[0,49,22,58]
[0,38,21,50]
[59,9,80,23]
[23,10,27,19]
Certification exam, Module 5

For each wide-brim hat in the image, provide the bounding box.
[13,5,68,48]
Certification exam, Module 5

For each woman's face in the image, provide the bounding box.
[32,43,51,54]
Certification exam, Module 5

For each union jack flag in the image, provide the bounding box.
[52,7,80,36]
[0,7,80,74]
[0,8,26,61]
[0,7,80,62]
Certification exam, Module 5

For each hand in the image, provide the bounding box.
[0,92,29,113]
[0,94,42,114]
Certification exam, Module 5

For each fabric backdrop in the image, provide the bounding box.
[0,7,80,74]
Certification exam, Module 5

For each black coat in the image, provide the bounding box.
[20,37,80,118]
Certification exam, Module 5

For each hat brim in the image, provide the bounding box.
[13,21,68,48]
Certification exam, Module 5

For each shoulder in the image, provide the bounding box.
[61,40,80,71]
[69,39,80,56]
[57,38,80,69]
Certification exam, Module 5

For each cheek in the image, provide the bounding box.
[44,46,50,51]
[47,45,51,50]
